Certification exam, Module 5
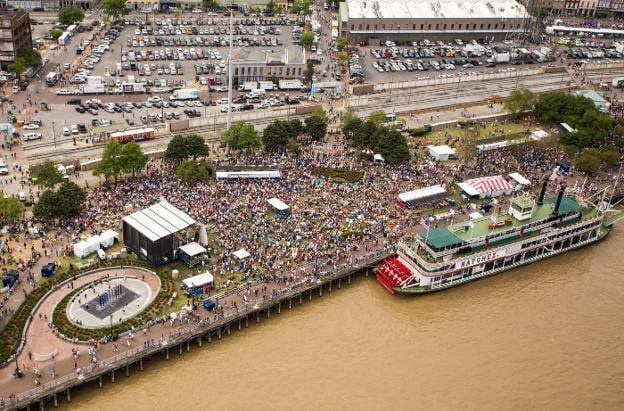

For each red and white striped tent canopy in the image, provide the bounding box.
[458,175,513,198]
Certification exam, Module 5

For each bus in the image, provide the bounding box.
[45,71,61,87]
[110,127,156,143]
[58,31,71,46]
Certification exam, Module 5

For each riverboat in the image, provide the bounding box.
[377,180,622,294]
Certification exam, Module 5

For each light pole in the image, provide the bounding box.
[226,2,234,130]
[52,121,57,149]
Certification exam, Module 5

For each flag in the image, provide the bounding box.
[420,217,430,230]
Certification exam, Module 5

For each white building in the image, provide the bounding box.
[229,46,306,83]
[427,145,457,161]
[339,0,529,42]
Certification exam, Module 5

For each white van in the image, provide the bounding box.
[97,248,106,261]
[63,127,70,136]
[217,97,229,105]
[23,133,42,141]
[248,89,266,98]
[71,125,79,134]
[18,192,26,201]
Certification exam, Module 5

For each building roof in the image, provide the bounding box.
[428,145,456,156]
[345,0,527,20]
[230,45,305,65]
[575,89,607,105]
[423,227,465,249]
[122,200,196,242]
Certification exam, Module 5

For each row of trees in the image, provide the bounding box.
[225,108,329,151]
[574,147,620,174]
[341,109,411,164]
[164,134,213,183]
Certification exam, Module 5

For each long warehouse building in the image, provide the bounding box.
[339,0,529,42]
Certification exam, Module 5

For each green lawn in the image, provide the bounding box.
[424,122,533,145]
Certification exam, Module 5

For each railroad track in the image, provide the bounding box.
[26,112,309,162]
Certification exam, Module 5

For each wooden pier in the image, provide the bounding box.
[3,248,392,411]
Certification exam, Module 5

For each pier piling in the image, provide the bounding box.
[125,365,129,377]
[348,275,351,284]
[256,311,260,323]
[338,278,341,289]
[66,389,71,403]
[319,286,322,297]
[278,302,281,314]
[140,358,144,370]
[111,369,115,383]
[267,307,270,318]
[289,298,292,309]
[166,348,169,360]
[53,393,58,408]
[98,376,102,388]
[245,315,249,328]
[187,340,190,352]
[300,294,302,304]
[179,344,182,355]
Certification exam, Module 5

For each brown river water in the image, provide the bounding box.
[63,223,624,410]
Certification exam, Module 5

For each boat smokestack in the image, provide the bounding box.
[537,177,548,205]
[553,185,566,215]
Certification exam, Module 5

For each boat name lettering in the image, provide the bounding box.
[456,250,506,269]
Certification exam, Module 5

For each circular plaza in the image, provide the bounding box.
[65,271,161,330]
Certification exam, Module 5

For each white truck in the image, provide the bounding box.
[258,81,276,91]
[171,88,199,100]
[278,80,303,90]
[242,81,258,91]
[495,52,510,64]
[246,89,266,99]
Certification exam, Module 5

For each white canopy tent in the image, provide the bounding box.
[179,242,207,258]
[233,249,251,259]
[267,197,290,212]
[398,184,447,206]
[182,272,214,289]
[73,234,102,258]
[509,172,531,189]
[100,230,119,248]
[427,145,456,161]
[373,154,385,164]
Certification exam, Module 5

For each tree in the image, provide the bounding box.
[599,150,620,166]
[575,153,601,174]
[34,160,64,189]
[103,0,129,21]
[57,181,86,216]
[336,36,347,51]
[337,51,348,62]
[311,107,327,122]
[503,88,535,116]
[305,114,328,141]
[7,57,26,76]
[0,197,26,221]
[176,160,213,183]
[287,139,302,155]
[33,190,62,220]
[266,0,276,12]
[19,48,42,68]
[291,0,311,15]
[376,128,411,164]
[263,120,293,151]
[202,0,218,10]
[121,142,147,176]
[299,31,315,48]
[184,134,210,159]
[51,28,63,40]
[165,134,208,162]
[94,140,124,181]
[224,122,261,150]
[58,6,85,25]
[368,110,387,125]
[304,60,314,84]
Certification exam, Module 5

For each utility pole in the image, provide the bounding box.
[226,3,234,130]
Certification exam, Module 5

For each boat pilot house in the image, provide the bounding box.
[122,200,196,265]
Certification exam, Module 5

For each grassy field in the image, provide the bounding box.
[423,122,533,145]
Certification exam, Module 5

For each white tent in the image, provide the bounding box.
[530,129,550,141]
[182,271,214,289]
[373,154,385,164]
[73,235,102,258]
[509,172,531,189]
[100,230,119,248]
[267,198,290,212]
[233,249,251,259]
[179,242,207,257]
[469,211,484,220]
[427,145,456,161]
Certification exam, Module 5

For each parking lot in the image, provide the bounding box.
[21,13,320,142]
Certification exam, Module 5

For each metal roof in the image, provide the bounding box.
[122,200,196,242]
[421,228,465,249]
[346,0,527,20]
[178,242,207,257]
[398,184,447,203]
